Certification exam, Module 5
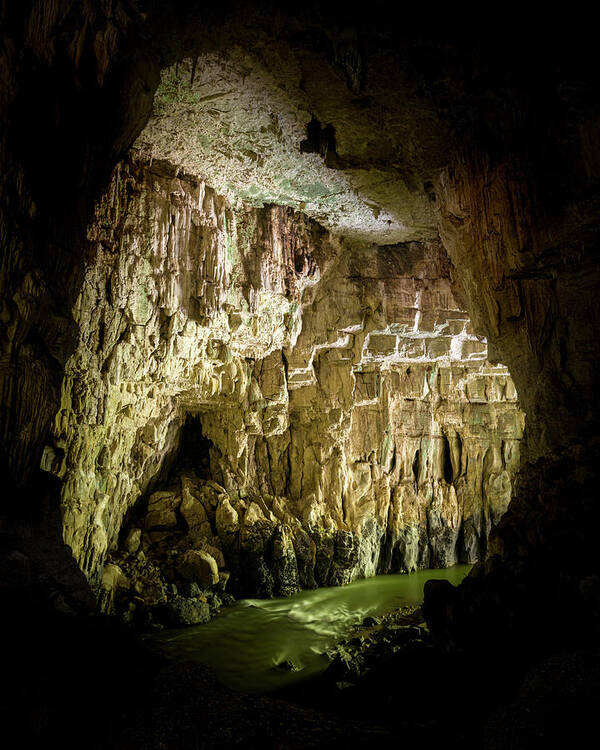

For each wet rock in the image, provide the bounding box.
[165,595,211,627]
[362,616,380,628]
[324,605,428,686]
[272,525,300,597]
[274,659,303,672]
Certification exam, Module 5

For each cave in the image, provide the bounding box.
[1,2,599,748]
[175,416,213,479]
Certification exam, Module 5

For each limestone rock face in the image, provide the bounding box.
[422,147,600,653]
[47,156,523,606]
[137,53,430,244]
[49,155,332,586]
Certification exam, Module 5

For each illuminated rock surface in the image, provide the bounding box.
[137,54,431,243]
[48,156,522,620]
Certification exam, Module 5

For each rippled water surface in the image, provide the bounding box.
[148,565,470,693]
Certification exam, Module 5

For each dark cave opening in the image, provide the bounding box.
[174,415,213,480]
[412,449,420,485]
[442,435,453,484]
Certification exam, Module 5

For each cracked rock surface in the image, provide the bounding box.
[45,155,522,615]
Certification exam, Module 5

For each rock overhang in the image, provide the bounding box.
[136,43,442,245]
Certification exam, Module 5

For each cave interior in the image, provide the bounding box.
[1,1,600,747]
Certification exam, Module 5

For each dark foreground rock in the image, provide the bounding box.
[0,593,390,749]
[115,662,391,750]
[2,573,600,750]
[273,601,600,749]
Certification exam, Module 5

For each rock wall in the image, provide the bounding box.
[46,155,523,617]
[436,153,600,464]
[0,0,158,494]
[424,145,600,655]
[49,154,331,586]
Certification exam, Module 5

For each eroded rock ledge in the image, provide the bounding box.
[44,155,523,623]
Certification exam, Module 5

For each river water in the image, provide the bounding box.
[148,565,470,694]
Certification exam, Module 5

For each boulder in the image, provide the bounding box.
[165,595,211,626]
[216,496,239,537]
[177,550,219,587]
[101,562,129,593]
[200,542,225,569]
[145,491,181,530]
[123,527,141,554]
[180,491,211,543]
[99,562,130,614]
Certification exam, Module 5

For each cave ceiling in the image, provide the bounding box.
[136,20,447,244]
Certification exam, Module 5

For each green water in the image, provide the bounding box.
[148,565,470,694]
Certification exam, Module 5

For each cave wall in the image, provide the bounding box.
[425,144,600,654]
[47,155,523,606]
[0,1,160,495]
[50,154,332,585]
[437,154,600,464]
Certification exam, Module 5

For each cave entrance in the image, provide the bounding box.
[42,17,524,616]
[174,415,213,481]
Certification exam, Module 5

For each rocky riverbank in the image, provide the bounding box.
[324,604,429,686]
